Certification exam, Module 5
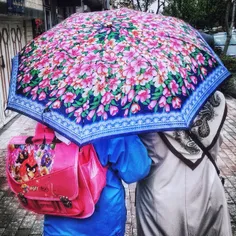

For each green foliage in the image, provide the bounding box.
[219,55,236,72]
[163,0,227,29]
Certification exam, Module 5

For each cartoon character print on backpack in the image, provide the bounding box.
[9,143,55,183]
[19,150,40,182]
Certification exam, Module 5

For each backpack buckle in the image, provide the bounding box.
[18,193,28,205]
[60,196,72,208]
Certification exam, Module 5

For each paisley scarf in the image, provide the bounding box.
[159,91,227,170]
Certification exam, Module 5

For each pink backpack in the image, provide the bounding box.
[6,123,107,218]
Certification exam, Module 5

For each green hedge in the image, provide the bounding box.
[219,55,236,72]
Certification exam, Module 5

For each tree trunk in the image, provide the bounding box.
[223,0,236,55]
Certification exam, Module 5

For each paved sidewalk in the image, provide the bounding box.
[0,97,236,236]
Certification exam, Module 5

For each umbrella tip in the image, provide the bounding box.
[105,22,113,28]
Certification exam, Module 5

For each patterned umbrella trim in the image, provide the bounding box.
[8,55,230,145]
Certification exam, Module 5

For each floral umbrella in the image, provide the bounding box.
[7,8,230,145]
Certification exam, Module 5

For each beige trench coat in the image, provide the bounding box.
[136,132,232,236]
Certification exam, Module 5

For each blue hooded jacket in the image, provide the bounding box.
[44,135,151,236]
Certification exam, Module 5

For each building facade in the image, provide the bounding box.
[0,0,109,129]
[0,0,44,128]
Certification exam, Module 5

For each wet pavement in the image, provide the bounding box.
[0,96,236,236]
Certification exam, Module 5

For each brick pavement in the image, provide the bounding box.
[0,97,236,236]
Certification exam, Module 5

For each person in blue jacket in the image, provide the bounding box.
[43,135,151,236]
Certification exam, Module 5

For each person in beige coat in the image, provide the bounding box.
[136,91,232,236]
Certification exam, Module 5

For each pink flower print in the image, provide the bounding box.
[170,39,182,52]
[113,43,126,54]
[182,86,187,96]
[110,105,119,116]
[121,96,127,106]
[22,74,32,84]
[123,48,138,61]
[191,65,197,73]
[52,100,61,109]
[172,97,181,109]
[62,92,76,104]
[87,110,96,121]
[196,53,205,65]
[104,38,116,49]
[148,39,159,48]
[184,79,191,89]
[39,78,50,89]
[35,57,49,69]
[69,64,81,78]
[39,68,51,80]
[56,88,66,98]
[179,67,187,79]
[208,59,213,67]
[159,96,166,107]
[87,44,102,52]
[115,93,121,102]
[76,116,81,124]
[52,70,63,81]
[65,76,74,86]
[30,86,38,100]
[119,28,129,37]
[190,76,198,84]
[137,74,150,86]
[121,83,132,95]
[53,51,67,64]
[124,108,129,117]
[103,52,117,63]
[123,64,136,79]
[145,68,157,79]
[66,106,75,114]
[163,88,171,97]
[157,31,166,38]
[59,40,73,51]
[50,90,57,97]
[82,76,93,89]
[96,63,108,75]
[190,84,195,90]
[131,103,140,114]
[97,105,104,116]
[102,112,108,120]
[57,80,67,90]
[93,81,106,96]
[131,58,147,73]
[148,100,157,110]
[38,91,46,101]
[168,62,178,75]
[191,58,198,68]
[169,80,179,95]
[101,92,114,105]
[108,78,119,91]
[83,53,100,63]
[136,90,150,103]
[68,48,81,58]
[128,89,135,102]
[71,78,82,90]
[200,67,207,76]
[74,108,83,118]
[172,55,182,65]
[156,61,167,74]
[165,104,170,112]
[181,47,191,57]
[126,76,137,86]
[83,101,89,110]
[154,74,166,88]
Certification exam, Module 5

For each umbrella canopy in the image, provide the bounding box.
[8,8,230,145]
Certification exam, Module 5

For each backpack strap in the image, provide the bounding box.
[186,130,225,185]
